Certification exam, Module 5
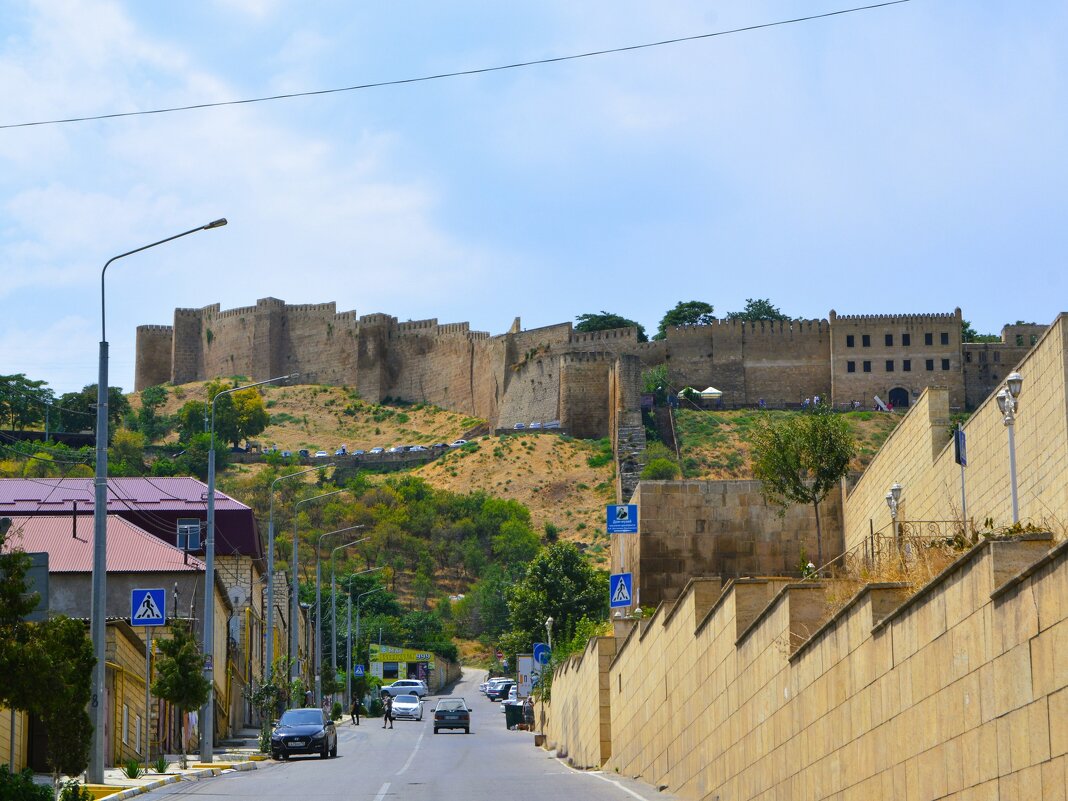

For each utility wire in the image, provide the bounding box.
[0,1,912,131]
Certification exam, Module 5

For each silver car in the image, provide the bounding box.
[391,693,423,721]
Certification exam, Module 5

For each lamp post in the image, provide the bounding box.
[266,465,332,685]
[200,374,293,762]
[545,616,554,651]
[996,371,1024,524]
[89,217,226,783]
[291,490,349,693]
[330,540,370,702]
[313,525,364,706]
[885,482,903,550]
[351,584,385,708]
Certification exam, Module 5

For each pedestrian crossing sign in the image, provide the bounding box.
[610,573,633,608]
[354,665,365,677]
[131,588,166,627]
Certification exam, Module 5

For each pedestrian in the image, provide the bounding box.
[350,696,360,726]
[381,692,393,729]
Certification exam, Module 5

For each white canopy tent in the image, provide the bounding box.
[700,387,723,398]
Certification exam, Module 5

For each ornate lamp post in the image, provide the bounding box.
[545,616,554,651]
[313,524,364,706]
[995,371,1024,524]
[885,482,903,547]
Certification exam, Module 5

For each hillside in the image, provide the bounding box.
[131,382,902,567]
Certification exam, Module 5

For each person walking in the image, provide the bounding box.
[350,696,361,726]
[381,692,393,729]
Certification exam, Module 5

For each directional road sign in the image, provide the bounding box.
[610,572,633,608]
[607,504,638,534]
[533,643,551,667]
[353,664,365,677]
[954,427,967,467]
[131,588,166,627]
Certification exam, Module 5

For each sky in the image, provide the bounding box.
[1,0,1066,395]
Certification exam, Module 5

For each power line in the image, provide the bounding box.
[0,1,912,131]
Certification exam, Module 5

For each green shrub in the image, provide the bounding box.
[122,759,143,779]
[0,765,52,801]
[642,457,680,480]
[58,780,93,801]
[152,756,171,774]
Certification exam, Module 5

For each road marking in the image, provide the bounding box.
[395,731,424,776]
[373,781,390,801]
[558,761,657,801]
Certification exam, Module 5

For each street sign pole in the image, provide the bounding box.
[955,425,968,536]
[131,589,166,763]
[145,627,152,760]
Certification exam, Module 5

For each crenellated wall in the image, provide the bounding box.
[544,535,1068,800]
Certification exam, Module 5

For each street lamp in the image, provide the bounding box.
[266,465,332,685]
[545,616,554,651]
[330,539,370,702]
[89,217,226,783]
[996,371,1024,524]
[313,525,365,706]
[351,583,385,708]
[885,482,903,547]
[292,490,350,692]
[201,374,293,763]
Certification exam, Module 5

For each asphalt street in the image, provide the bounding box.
[145,669,672,801]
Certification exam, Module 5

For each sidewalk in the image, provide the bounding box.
[31,733,266,800]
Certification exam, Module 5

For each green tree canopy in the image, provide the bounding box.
[749,408,855,568]
[0,374,52,431]
[152,620,211,768]
[961,319,1000,343]
[575,311,648,343]
[641,457,680,480]
[654,301,715,339]
[726,298,789,322]
[54,385,129,434]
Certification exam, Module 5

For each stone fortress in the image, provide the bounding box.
[136,297,1045,432]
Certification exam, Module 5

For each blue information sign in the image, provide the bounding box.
[954,427,967,467]
[607,504,638,534]
[610,573,633,609]
[131,588,166,627]
[533,643,551,666]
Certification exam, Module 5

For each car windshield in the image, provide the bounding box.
[437,699,467,711]
[395,694,418,703]
[278,709,323,726]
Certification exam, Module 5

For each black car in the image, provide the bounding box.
[433,697,471,734]
[271,708,337,759]
[488,682,514,702]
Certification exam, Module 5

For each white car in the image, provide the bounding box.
[382,679,428,698]
[314,451,329,458]
[449,439,467,448]
[390,694,423,720]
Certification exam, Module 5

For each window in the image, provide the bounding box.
[862,334,871,347]
[940,332,950,345]
[177,518,201,551]
[926,359,935,371]
[903,360,911,372]
[925,333,933,346]
[885,334,894,347]
[847,361,856,373]
[994,352,1001,363]
[885,360,894,372]
[902,333,911,346]
[846,335,855,348]
[979,351,987,363]
[942,358,950,370]
[965,352,972,363]
[863,361,872,373]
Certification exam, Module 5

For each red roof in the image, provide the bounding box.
[1,515,204,572]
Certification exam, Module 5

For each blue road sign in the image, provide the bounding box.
[954,427,967,467]
[131,588,166,627]
[610,573,633,608]
[533,643,551,666]
[607,504,638,534]
[353,664,365,677]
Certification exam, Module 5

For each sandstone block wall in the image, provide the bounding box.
[134,325,173,389]
[543,636,616,768]
[545,535,1068,801]
[844,313,1068,553]
[616,480,843,610]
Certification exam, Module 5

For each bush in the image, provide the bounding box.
[0,765,52,801]
[58,780,93,801]
[641,457,680,480]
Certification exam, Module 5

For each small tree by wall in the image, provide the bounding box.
[151,621,210,769]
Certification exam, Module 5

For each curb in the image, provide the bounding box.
[97,761,257,799]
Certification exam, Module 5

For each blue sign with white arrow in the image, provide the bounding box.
[353,664,365,677]
[607,504,638,534]
[533,642,551,666]
[131,588,166,627]
[610,573,633,608]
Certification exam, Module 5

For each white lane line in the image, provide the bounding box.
[395,731,424,776]
[373,781,391,801]
[558,760,657,801]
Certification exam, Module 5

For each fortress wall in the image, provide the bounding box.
[559,353,612,439]
[134,325,173,390]
[662,323,746,400]
[386,332,480,412]
[741,319,831,405]
[542,635,616,768]
[844,314,1068,553]
[619,480,842,610]
[171,307,205,385]
[277,302,358,386]
[547,535,1068,800]
[830,309,965,410]
[202,303,257,381]
[495,355,560,428]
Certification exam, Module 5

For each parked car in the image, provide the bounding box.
[335,446,347,456]
[512,422,525,430]
[381,679,428,698]
[408,445,427,452]
[449,439,467,448]
[500,684,519,712]
[544,420,561,429]
[431,443,449,449]
[483,677,511,697]
[314,450,329,458]
[488,681,514,702]
[386,446,404,453]
[281,450,292,458]
[391,693,423,720]
[353,449,366,456]
[433,697,471,734]
[529,421,542,429]
[369,447,384,454]
[298,449,310,458]
[270,708,337,760]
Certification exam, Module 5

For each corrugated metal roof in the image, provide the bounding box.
[0,515,204,572]
[0,477,249,512]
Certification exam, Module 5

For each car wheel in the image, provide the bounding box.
[433,727,439,734]
[320,742,329,759]
[272,751,280,760]
[464,727,470,734]
[330,741,337,758]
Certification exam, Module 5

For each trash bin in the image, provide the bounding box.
[504,702,524,729]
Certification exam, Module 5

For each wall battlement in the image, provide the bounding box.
[829,307,961,322]
[569,327,637,345]
[136,324,173,333]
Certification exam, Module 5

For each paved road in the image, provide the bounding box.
[146,669,671,801]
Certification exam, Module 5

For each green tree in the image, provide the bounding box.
[653,301,715,340]
[574,311,648,343]
[749,407,855,568]
[0,374,51,431]
[109,429,146,476]
[641,457,680,480]
[961,319,1000,343]
[726,298,789,322]
[152,621,211,769]
[55,386,129,434]
[506,542,609,649]
[0,518,39,711]
[133,385,171,443]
